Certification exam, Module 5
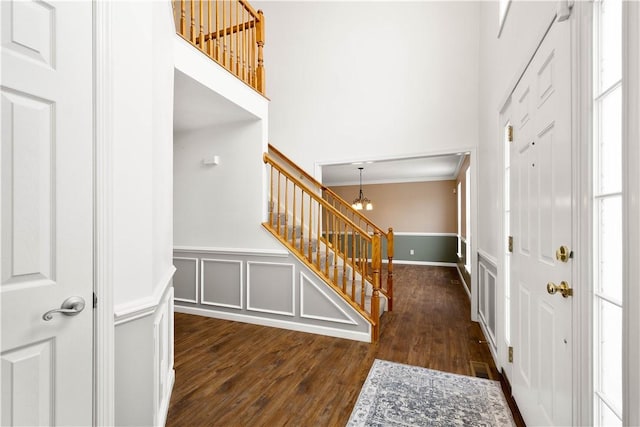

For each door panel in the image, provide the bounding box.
[510,17,573,427]
[1,1,93,425]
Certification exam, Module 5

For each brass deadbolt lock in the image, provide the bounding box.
[556,245,572,263]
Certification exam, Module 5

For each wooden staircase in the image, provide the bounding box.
[263,145,394,342]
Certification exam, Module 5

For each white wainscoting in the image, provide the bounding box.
[114,268,175,426]
[172,247,372,342]
[247,261,295,316]
[173,257,198,303]
[201,258,243,309]
[300,272,357,325]
[477,253,498,362]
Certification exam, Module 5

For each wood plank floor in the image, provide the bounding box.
[166,265,522,426]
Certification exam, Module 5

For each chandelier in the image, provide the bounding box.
[351,167,373,211]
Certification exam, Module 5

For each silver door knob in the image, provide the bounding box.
[42,296,86,321]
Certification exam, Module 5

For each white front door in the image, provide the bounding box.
[1,1,94,425]
[510,17,573,426]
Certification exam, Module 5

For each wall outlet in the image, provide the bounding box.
[410,249,414,255]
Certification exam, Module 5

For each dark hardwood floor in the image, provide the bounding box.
[166,265,523,426]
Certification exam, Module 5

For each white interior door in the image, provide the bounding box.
[510,17,573,426]
[1,1,94,425]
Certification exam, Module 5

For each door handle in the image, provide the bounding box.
[546,281,573,298]
[42,296,86,321]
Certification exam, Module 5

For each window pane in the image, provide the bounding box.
[598,299,622,411]
[598,87,622,194]
[597,397,622,427]
[597,196,622,300]
[599,0,622,90]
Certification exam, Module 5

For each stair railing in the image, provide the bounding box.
[267,144,394,311]
[172,0,266,95]
[263,153,382,341]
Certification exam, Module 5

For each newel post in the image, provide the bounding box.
[256,10,265,94]
[387,227,394,311]
[371,232,382,342]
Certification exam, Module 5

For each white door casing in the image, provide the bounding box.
[1,1,93,426]
[510,17,573,427]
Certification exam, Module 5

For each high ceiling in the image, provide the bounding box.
[321,153,467,186]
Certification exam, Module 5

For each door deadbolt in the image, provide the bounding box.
[556,245,572,262]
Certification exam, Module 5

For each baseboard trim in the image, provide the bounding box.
[455,264,471,299]
[174,305,371,343]
[156,369,175,427]
[384,260,458,267]
[114,266,176,325]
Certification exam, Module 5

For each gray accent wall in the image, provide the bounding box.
[384,234,458,263]
[173,248,371,341]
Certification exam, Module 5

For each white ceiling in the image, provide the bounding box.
[321,153,467,186]
[173,70,257,133]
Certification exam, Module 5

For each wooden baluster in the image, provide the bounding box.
[371,233,381,341]
[333,215,340,283]
[222,0,227,66]
[308,195,313,261]
[251,22,256,87]
[198,0,204,49]
[292,184,297,247]
[242,6,247,82]
[256,10,265,94]
[324,210,329,277]
[283,178,288,241]
[207,0,213,56]
[300,192,305,254]
[235,1,240,75]
[342,221,347,292]
[316,204,321,269]
[351,228,356,300]
[268,165,273,226]
[387,228,394,311]
[276,170,281,235]
[215,0,219,60]
[180,0,186,35]
[190,0,196,42]
[360,238,365,309]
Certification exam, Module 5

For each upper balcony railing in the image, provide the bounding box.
[173,0,266,95]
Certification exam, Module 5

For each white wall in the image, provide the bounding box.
[477,1,556,258]
[112,0,175,307]
[111,1,175,425]
[174,121,278,249]
[255,1,480,171]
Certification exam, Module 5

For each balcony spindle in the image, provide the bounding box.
[300,192,305,254]
[308,195,313,261]
[180,0,186,35]
[207,0,213,55]
[256,9,265,94]
[190,0,196,42]
[276,170,281,235]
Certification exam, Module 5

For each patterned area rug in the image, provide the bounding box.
[347,359,516,427]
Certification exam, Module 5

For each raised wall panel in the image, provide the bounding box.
[247,262,295,316]
[201,259,242,309]
[172,257,198,303]
[1,339,53,426]
[1,89,54,286]
[1,0,55,67]
[300,272,357,325]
